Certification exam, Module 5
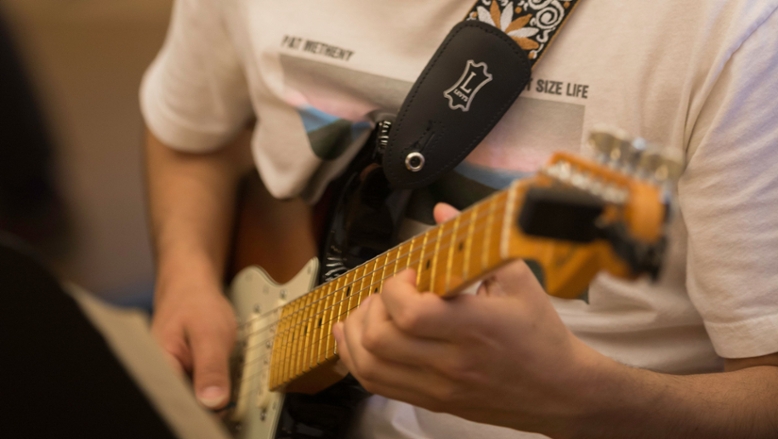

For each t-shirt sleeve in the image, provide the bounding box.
[140,0,252,152]
[681,7,778,359]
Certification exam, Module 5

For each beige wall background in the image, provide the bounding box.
[3,0,173,303]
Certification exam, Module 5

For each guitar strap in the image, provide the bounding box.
[318,0,583,285]
[382,0,582,189]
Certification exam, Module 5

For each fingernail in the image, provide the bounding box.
[197,386,226,408]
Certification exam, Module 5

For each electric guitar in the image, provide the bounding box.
[224,128,683,438]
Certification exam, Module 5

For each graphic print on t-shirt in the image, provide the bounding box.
[279,54,412,161]
[279,54,586,171]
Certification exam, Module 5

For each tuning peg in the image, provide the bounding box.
[588,126,644,170]
[637,144,685,184]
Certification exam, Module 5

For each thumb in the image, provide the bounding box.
[433,202,460,224]
[190,330,233,409]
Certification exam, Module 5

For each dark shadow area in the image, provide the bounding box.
[0,234,177,438]
[0,10,69,255]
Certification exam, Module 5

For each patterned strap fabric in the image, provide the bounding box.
[466,0,582,67]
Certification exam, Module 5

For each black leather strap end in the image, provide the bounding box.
[384,20,531,189]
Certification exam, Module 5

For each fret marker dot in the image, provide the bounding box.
[374,287,379,293]
[458,242,464,251]
[426,260,431,269]
[346,287,351,296]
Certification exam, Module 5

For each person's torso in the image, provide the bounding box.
[218,1,772,437]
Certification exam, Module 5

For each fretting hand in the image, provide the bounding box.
[332,204,611,437]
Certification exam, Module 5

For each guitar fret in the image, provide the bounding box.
[299,293,315,374]
[470,203,489,282]
[295,297,309,378]
[374,253,388,295]
[385,247,400,278]
[360,257,377,310]
[463,208,476,281]
[278,304,294,382]
[416,229,431,291]
[444,215,462,291]
[429,222,446,294]
[406,235,417,273]
[270,305,291,388]
[286,300,300,381]
[304,286,322,371]
[360,259,376,306]
[331,271,354,356]
[323,275,346,360]
[490,193,509,267]
[345,265,363,321]
[288,298,303,380]
[316,282,335,365]
[284,301,299,383]
[501,181,521,259]
[291,298,307,380]
[327,276,344,358]
[323,276,344,362]
[482,196,498,271]
[313,286,328,369]
[291,297,305,378]
[280,300,299,384]
[393,243,409,274]
[281,306,296,385]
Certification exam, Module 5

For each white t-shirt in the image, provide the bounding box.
[141,1,778,438]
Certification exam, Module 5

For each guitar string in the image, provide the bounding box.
[271,198,506,386]
[231,202,505,390]
[235,211,498,363]
[239,194,502,336]
[269,196,505,351]
[233,239,495,398]
[238,199,505,363]
[232,204,509,392]
[233,199,506,348]
[234,196,507,340]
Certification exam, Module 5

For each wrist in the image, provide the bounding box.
[555,342,664,439]
[154,249,225,303]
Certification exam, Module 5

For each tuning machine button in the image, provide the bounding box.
[589,126,685,185]
[589,126,644,170]
[637,145,685,184]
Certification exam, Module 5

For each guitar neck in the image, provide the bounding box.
[267,180,528,390]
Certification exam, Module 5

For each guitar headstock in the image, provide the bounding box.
[511,127,684,294]
[588,125,684,191]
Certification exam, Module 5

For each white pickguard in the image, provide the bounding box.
[227,258,319,439]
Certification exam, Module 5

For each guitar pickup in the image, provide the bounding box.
[518,186,605,243]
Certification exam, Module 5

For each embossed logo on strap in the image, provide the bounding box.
[444,60,494,112]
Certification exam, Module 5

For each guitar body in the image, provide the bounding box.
[227,259,319,439]
[227,134,391,438]
[229,259,370,439]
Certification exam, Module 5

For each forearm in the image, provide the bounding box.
[144,128,253,295]
[567,354,778,439]
[332,216,778,438]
